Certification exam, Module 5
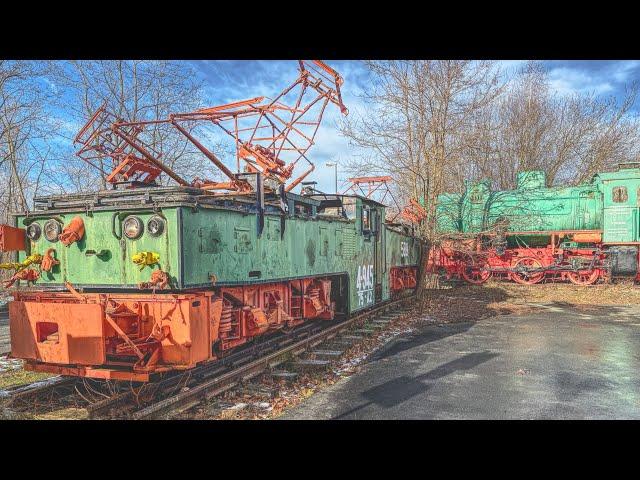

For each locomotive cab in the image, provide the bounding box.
[596,163,640,278]
[597,164,640,243]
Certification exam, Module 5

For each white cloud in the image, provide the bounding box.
[610,60,640,82]
[548,66,615,96]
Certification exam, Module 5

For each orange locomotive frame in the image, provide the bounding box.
[10,275,342,382]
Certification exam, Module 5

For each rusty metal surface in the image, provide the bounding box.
[0,224,25,252]
[73,60,348,194]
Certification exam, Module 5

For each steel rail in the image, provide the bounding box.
[86,320,326,418]
[2,294,414,419]
[3,377,80,408]
[131,295,415,420]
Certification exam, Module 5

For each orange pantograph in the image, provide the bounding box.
[343,176,426,225]
[74,60,348,194]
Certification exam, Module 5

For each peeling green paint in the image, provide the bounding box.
[16,194,422,314]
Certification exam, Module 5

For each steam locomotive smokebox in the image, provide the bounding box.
[608,246,638,275]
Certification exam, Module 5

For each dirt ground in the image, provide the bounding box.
[419,280,640,323]
[2,281,639,419]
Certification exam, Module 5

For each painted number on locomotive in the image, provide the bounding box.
[401,241,409,258]
[357,264,374,307]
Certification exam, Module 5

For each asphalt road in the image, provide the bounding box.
[283,303,640,419]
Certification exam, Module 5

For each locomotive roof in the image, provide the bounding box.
[26,186,286,214]
[24,186,385,215]
[594,164,640,181]
[307,193,386,208]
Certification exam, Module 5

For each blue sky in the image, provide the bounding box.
[186,60,370,193]
[39,60,640,195]
[185,60,640,194]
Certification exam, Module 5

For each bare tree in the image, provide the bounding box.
[0,61,56,220]
[49,60,216,190]
[0,61,58,277]
[341,60,504,240]
[465,61,640,189]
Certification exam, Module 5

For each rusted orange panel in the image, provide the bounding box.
[0,224,25,251]
[11,292,215,374]
[10,301,105,365]
[210,296,223,348]
[140,293,213,368]
[390,266,417,292]
[59,216,85,246]
[573,232,602,243]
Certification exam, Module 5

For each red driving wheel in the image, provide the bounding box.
[510,257,545,285]
[567,269,599,286]
[460,254,491,285]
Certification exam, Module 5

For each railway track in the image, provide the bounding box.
[1,295,416,419]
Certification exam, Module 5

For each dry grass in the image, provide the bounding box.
[497,280,640,305]
[33,408,88,420]
[419,280,640,323]
[0,368,52,390]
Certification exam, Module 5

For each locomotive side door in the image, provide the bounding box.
[373,207,383,302]
[602,181,637,243]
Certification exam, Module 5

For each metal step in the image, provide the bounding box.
[366,322,386,329]
[270,371,298,380]
[340,335,364,342]
[312,350,343,357]
[294,359,331,368]
[241,384,276,397]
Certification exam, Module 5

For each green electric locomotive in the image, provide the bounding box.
[1,182,421,381]
[0,60,423,381]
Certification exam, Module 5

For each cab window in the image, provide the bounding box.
[343,197,357,220]
[613,186,628,203]
[470,191,484,203]
[362,206,370,232]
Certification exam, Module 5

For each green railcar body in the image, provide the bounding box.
[14,186,422,315]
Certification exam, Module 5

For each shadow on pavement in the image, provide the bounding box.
[334,350,498,419]
[371,322,475,361]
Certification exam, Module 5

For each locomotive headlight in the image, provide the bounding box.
[44,220,62,242]
[123,216,144,239]
[147,216,165,237]
[26,222,42,241]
